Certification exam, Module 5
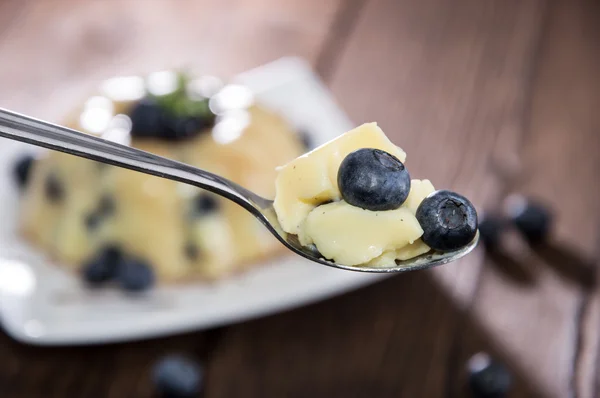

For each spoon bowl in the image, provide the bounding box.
[0,107,478,273]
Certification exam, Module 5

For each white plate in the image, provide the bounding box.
[0,57,385,346]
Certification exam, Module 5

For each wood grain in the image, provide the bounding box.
[450,1,600,397]
[1,0,599,397]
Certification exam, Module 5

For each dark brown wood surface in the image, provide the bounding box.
[0,1,598,397]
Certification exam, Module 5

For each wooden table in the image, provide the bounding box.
[0,1,598,397]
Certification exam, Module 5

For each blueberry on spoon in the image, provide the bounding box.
[338,148,411,211]
[416,190,478,251]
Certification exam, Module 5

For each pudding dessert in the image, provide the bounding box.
[273,123,477,267]
[15,71,306,289]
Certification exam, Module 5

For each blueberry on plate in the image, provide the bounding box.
[165,116,205,141]
[118,257,155,292]
[193,194,220,216]
[85,195,117,231]
[185,243,200,261]
[337,148,411,211]
[478,213,505,250]
[82,246,123,286]
[129,99,165,139]
[297,129,313,150]
[505,194,552,244]
[467,353,512,398]
[13,154,35,189]
[153,354,203,398]
[44,173,64,203]
[416,190,478,251]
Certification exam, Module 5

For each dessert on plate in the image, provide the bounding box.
[14,71,306,290]
[273,123,477,267]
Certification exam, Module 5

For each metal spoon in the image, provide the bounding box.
[0,107,478,273]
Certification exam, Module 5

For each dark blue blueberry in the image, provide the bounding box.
[478,214,505,250]
[467,353,512,398]
[416,190,478,251]
[45,173,64,203]
[82,246,123,285]
[129,99,165,139]
[185,243,200,261]
[506,195,552,244]
[153,355,203,398]
[193,194,220,216]
[13,154,35,189]
[337,148,411,211]
[118,257,155,292]
[163,113,215,141]
[98,194,116,215]
[297,130,313,150]
[165,116,205,141]
[85,213,103,231]
[85,195,116,231]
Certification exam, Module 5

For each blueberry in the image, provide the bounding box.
[118,257,155,292]
[82,246,123,285]
[193,194,220,216]
[13,154,35,189]
[416,190,478,251]
[467,353,512,398]
[45,173,64,203]
[478,214,505,250]
[337,148,411,211]
[153,355,203,398]
[98,194,116,216]
[297,130,313,150]
[163,113,215,142]
[85,213,103,231]
[165,116,205,141]
[185,243,200,261]
[129,99,165,139]
[86,195,116,231]
[505,195,552,244]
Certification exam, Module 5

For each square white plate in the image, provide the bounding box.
[0,57,385,346]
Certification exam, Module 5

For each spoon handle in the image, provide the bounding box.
[0,107,266,210]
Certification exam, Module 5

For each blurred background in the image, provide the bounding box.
[0,0,599,397]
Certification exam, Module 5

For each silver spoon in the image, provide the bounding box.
[0,107,478,273]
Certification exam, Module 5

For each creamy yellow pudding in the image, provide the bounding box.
[16,72,306,288]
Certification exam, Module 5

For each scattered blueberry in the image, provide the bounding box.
[129,99,165,139]
[416,190,478,251]
[44,173,64,203]
[478,214,505,250]
[193,194,220,216]
[505,194,552,244]
[82,246,123,286]
[467,353,512,398]
[337,148,411,211]
[153,355,203,398]
[118,257,155,292]
[13,154,35,189]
